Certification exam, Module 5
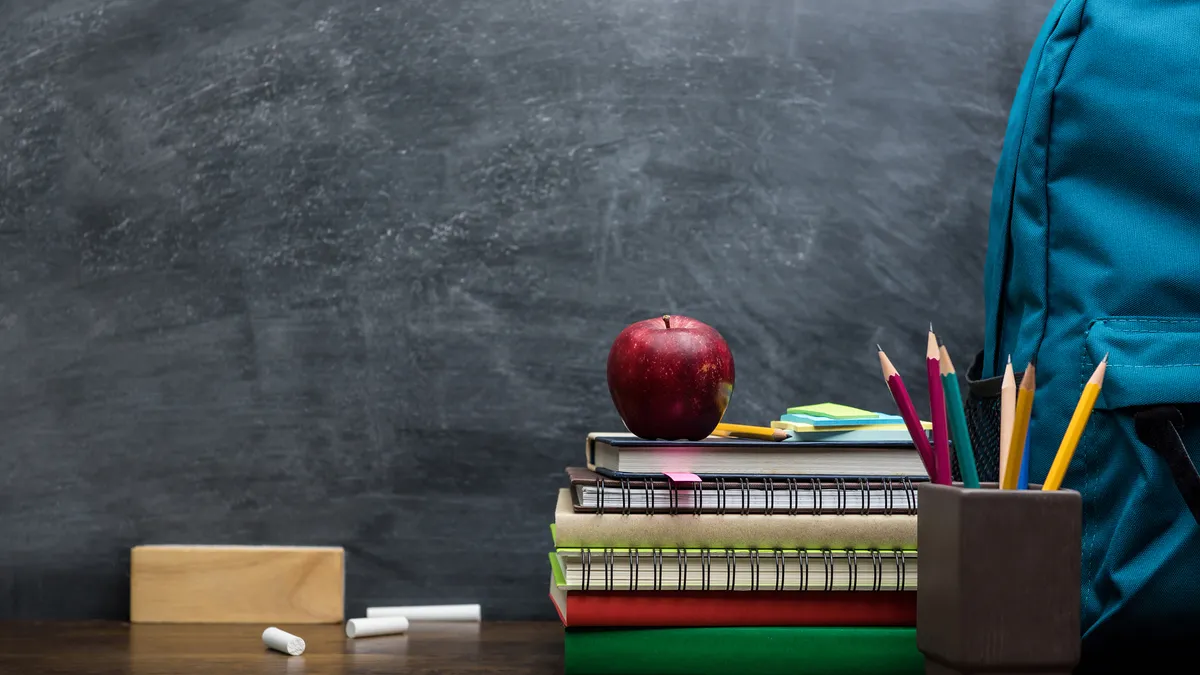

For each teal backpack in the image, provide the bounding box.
[968,0,1200,668]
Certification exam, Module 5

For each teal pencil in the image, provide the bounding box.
[938,345,980,488]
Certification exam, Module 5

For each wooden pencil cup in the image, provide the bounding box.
[917,482,1081,675]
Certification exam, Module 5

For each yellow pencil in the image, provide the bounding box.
[1001,362,1036,489]
[999,358,1016,486]
[714,423,790,441]
[1043,356,1108,491]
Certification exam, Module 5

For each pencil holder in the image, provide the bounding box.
[917,482,1081,675]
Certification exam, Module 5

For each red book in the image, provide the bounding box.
[549,576,915,628]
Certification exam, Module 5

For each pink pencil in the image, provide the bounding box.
[926,327,951,485]
[878,346,937,481]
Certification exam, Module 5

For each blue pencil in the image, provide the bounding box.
[1017,433,1030,489]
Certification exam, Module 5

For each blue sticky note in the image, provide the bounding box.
[781,412,904,427]
[1017,434,1030,489]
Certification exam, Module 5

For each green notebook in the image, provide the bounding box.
[564,626,923,675]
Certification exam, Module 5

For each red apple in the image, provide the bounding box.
[606,314,735,441]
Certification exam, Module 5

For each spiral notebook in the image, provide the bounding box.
[567,467,924,515]
[548,573,917,627]
[549,547,918,592]
[552,488,917,549]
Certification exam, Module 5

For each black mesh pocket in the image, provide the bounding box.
[949,350,1024,484]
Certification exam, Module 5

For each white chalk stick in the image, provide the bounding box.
[345,616,410,638]
[262,627,305,656]
[365,603,481,621]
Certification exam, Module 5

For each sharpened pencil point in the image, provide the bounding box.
[877,344,883,352]
[1008,354,1012,364]
[1102,352,1109,362]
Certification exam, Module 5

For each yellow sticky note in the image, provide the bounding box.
[787,403,881,419]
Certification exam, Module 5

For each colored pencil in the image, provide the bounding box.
[1017,433,1030,489]
[998,358,1016,486]
[1043,356,1108,491]
[926,327,951,485]
[1001,363,1036,489]
[877,346,937,481]
[939,344,980,488]
[713,423,789,441]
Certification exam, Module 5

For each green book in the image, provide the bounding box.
[564,626,923,675]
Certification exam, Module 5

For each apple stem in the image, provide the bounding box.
[662,315,671,328]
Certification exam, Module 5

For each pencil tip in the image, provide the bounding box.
[1008,354,1012,363]
[876,344,883,352]
[1102,352,1109,363]
[929,322,934,333]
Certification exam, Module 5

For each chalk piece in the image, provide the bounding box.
[365,604,482,621]
[346,616,410,638]
[130,545,344,623]
[263,627,305,656]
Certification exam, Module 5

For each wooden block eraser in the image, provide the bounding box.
[130,545,344,624]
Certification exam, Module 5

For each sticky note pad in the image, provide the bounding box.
[782,412,904,427]
[787,403,881,419]
[130,545,344,623]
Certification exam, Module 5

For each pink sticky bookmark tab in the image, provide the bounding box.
[664,472,702,484]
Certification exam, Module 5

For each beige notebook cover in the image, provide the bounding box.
[552,489,917,549]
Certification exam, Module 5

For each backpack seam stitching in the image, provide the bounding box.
[986,0,1080,377]
[1044,0,1091,612]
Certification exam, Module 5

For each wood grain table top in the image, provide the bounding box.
[0,621,564,674]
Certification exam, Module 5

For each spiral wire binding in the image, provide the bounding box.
[870,549,884,591]
[571,547,912,592]
[586,475,923,516]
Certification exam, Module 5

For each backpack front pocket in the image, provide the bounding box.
[1077,317,1200,645]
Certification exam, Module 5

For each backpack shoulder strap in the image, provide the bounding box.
[1135,405,1200,525]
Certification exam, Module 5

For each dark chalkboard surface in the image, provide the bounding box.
[0,0,1050,619]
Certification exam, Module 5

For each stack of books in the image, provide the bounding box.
[548,404,929,675]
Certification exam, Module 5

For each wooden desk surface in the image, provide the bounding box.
[0,621,564,674]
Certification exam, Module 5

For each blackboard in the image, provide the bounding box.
[0,0,1051,619]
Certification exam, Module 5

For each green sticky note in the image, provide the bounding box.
[786,403,881,419]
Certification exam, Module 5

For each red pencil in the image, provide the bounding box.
[926,327,951,485]
[878,346,937,481]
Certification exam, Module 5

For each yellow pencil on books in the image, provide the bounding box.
[713,423,789,441]
[1001,362,1036,490]
[1043,356,1107,491]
